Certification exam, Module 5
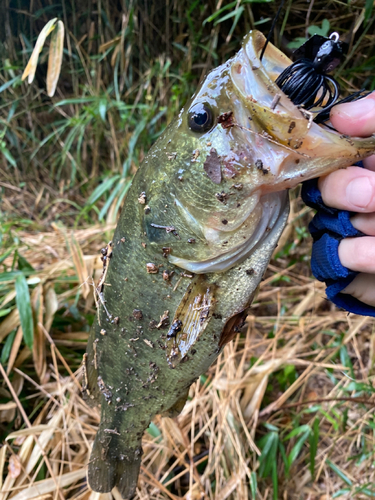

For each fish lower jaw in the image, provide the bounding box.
[168,191,288,274]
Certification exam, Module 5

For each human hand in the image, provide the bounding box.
[317,92,375,307]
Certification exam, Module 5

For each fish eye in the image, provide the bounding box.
[188,103,214,133]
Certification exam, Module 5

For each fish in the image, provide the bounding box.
[84,30,375,498]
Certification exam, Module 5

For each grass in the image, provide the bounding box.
[1,0,375,498]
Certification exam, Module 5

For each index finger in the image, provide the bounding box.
[318,166,375,212]
[330,93,375,171]
[330,92,375,137]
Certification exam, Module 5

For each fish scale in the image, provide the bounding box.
[85,30,375,498]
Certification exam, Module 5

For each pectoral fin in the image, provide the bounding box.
[166,275,217,368]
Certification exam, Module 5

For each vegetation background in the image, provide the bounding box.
[1,0,375,498]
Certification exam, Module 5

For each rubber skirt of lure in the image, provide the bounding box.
[275,58,339,111]
[314,89,371,124]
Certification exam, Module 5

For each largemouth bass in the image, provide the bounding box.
[85,30,375,498]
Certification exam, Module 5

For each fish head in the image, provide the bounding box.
[141,31,375,273]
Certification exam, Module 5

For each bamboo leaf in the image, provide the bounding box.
[87,174,121,205]
[309,418,319,477]
[54,97,98,106]
[113,179,132,218]
[147,422,161,438]
[0,76,21,94]
[0,308,12,318]
[203,1,237,24]
[327,459,353,486]
[47,20,64,97]
[1,329,17,364]
[22,18,57,84]
[15,274,34,350]
[287,430,310,468]
[285,424,311,440]
[365,0,373,22]
[99,180,123,221]
[258,431,279,478]
[98,100,107,121]
[250,472,257,499]
[214,6,244,26]
[0,142,17,167]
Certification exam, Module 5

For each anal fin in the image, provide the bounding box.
[161,389,189,418]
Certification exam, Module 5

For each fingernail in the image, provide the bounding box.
[333,95,375,119]
[346,177,373,209]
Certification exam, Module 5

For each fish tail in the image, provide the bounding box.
[116,447,142,499]
[87,431,117,493]
[88,429,142,499]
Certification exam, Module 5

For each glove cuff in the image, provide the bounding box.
[301,176,375,317]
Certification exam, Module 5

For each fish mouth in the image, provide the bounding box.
[167,32,375,275]
[167,33,325,275]
[230,30,315,155]
[231,30,295,112]
[229,30,362,186]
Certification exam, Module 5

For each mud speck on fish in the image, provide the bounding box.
[217,111,234,129]
[146,263,158,274]
[204,148,222,184]
[138,192,146,204]
[157,311,169,329]
[133,309,143,320]
[162,247,172,258]
[215,191,230,203]
[255,159,268,175]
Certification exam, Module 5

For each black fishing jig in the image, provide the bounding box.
[272,32,370,124]
[275,33,345,115]
[260,1,368,124]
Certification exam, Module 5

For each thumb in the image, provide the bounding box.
[330,91,375,137]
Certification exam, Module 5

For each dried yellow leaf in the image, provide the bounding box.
[69,232,90,299]
[8,469,86,500]
[31,284,47,382]
[44,283,58,332]
[22,18,58,84]
[0,401,17,411]
[0,443,6,489]
[6,424,52,441]
[47,20,64,97]
[6,326,23,375]
[0,308,20,343]
[8,454,21,479]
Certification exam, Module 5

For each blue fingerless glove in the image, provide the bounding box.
[301,166,375,317]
